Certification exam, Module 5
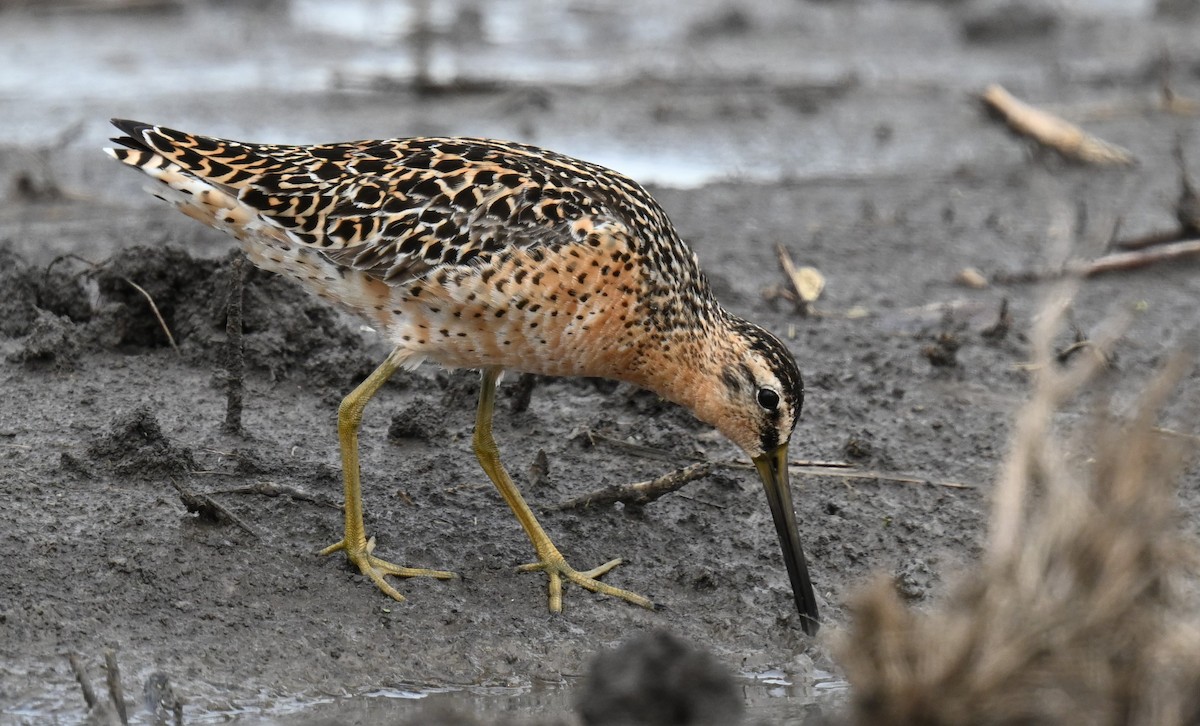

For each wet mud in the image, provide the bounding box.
[3,1,1200,724]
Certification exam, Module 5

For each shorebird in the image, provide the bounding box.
[106,119,820,635]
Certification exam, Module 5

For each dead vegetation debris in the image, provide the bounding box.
[1110,136,1200,252]
[836,288,1200,726]
[770,242,825,316]
[920,331,962,367]
[554,462,714,511]
[980,298,1013,343]
[170,479,259,539]
[69,650,182,726]
[982,84,1137,166]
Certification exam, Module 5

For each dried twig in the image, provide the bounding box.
[170,479,260,538]
[1082,239,1200,277]
[120,277,180,355]
[223,254,246,434]
[210,480,339,508]
[796,466,972,489]
[982,84,1136,166]
[775,243,825,315]
[1111,229,1191,251]
[555,462,714,510]
[1112,138,1200,251]
[43,253,180,354]
[579,428,694,465]
[104,650,129,726]
[994,238,1200,283]
[68,653,98,709]
[981,298,1012,342]
[581,428,970,490]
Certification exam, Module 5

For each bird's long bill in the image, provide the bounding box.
[753,443,820,635]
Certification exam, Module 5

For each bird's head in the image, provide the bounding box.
[649,315,819,634]
[704,318,804,459]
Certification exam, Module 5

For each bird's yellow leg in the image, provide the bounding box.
[473,367,655,612]
[320,347,455,600]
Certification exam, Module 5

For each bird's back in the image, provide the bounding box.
[106,120,717,378]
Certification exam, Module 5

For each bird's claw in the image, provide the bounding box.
[320,535,455,601]
[518,553,655,612]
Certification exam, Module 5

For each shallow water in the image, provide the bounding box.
[3,670,849,724]
[0,0,1174,187]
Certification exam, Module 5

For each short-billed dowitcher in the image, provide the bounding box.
[106,119,820,634]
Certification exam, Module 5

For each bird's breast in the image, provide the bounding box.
[383,241,649,378]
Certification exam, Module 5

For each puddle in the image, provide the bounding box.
[221,674,844,725]
[4,672,847,725]
[0,0,1174,191]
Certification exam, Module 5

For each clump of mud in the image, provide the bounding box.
[86,405,196,479]
[389,398,450,441]
[0,243,92,338]
[6,308,80,369]
[834,292,1200,726]
[576,630,744,726]
[0,241,375,386]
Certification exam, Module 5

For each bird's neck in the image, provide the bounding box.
[619,314,733,431]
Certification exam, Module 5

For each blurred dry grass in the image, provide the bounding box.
[836,287,1200,726]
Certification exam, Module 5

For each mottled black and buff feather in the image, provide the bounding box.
[106,119,819,634]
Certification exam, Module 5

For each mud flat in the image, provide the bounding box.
[2,0,1199,723]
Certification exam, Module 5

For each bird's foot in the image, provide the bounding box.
[320,535,455,601]
[518,550,657,612]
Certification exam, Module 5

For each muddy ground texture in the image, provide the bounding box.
[4,2,1200,725]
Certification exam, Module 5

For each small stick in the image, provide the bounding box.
[42,253,180,354]
[581,429,692,464]
[1081,238,1200,277]
[68,653,98,709]
[1112,138,1199,250]
[170,479,260,538]
[1152,426,1200,444]
[555,462,714,510]
[981,298,1012,341]
[104,650,129,726]
[121,277,180,355]
[209,480,339,508]
[775,243,824,315]
[994,238,1200,283]
[584,428,850,469]
[223,255,246,434]
[982,84,1136,166]
[789,465,974,490]
[722,459,974,489]
[1112,229,1188,251]
[581,428,968,489]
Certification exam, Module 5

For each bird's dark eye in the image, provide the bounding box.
[757,388,780,410]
